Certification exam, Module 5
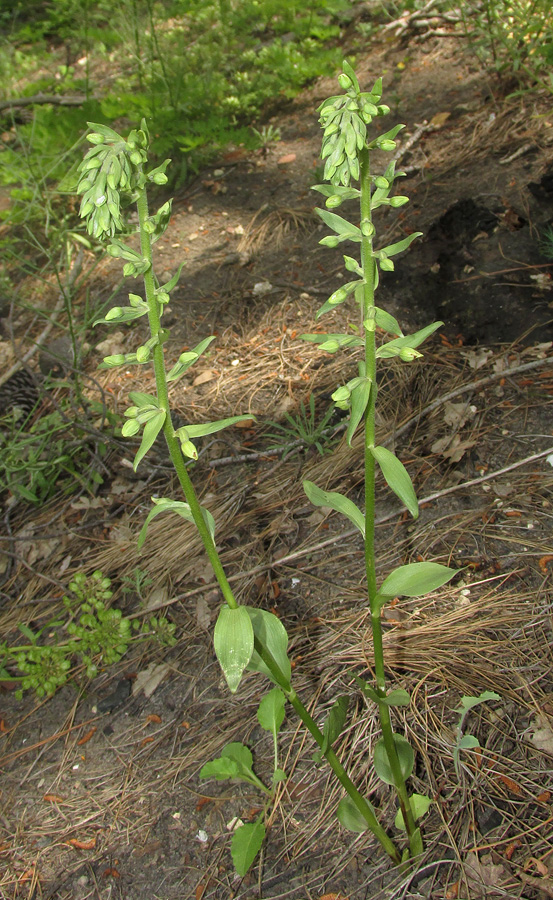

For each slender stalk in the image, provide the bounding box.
[359,150,418,847]
[135,186,238,611]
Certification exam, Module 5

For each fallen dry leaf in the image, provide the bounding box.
[132,662,171,699]
[529,715,553,754]
[193,369,216,386]
[277,153,296,165]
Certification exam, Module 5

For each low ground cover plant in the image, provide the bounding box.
[76,61,459,873]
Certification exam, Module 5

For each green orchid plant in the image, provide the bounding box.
[76,60,457,873]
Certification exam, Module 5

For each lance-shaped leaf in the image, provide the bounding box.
[300,333,364,352]
[133,408,165,470]
[214,606,254,694]
[377,321,443,359]
[346,378,371,445]
[371,445,418,518]
[231,819,266,877]
[303,480,365,537]
[184,415,255,438]
[314,695,349,764]
[246,608,291,689]
[379,562,459,599]
[158,261,185,295]
[367,123,404,151]
[137,497,216,550]
[376,231,423,260]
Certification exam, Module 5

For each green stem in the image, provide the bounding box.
[359,150,419,849]
[135,186,237,611]
[253,638,401,866]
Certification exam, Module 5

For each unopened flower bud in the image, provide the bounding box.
[338,73,352,89]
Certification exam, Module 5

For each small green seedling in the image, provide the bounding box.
[265,394,338,456]
[453,691,501,778]
[0,571,176,698]
[200,687,286,875]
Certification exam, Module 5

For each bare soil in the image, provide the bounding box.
[1,26,553,900]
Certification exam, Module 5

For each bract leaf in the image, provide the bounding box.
[371,445,418,518]
[166,335,216,381]
[395,794,433,831]
[311,184,360,201]
[134,409,165,470]
[246,608,291,689]
[316,208,362,242]
[373,307,403,336]
[136,497,216,551]
[159,261,185,294]
[379,562,459,598]
[377,321,443,358]
[185,415,255,438]
[93,304,148,326]
[303,480,365,537]
[300,333,364,350]
[377,231,422,258]
[346,378,371,445]
[257,687,286,735]
[128,391,159,407]
[231,819,266,876]
[337,795,370,833]
[373,734,414,786]
[214,606,254,694]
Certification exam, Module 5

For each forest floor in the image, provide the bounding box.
[1,20,553,900]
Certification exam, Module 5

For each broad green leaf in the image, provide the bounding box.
[371,445,418,518]
[337,795,371,833]
[133,409,165,470]
[395,794,433,831]
[273,768,287,784]
[199,756,242,782]
[373,734,414,785]
[376,231,422,259]
[246,608,291,689]
[257,687,286,735]
[303,480,365,537]
[214,606,254,694]
[185,415,255,438]
[346,378,371,445]
[136,497,216,550]
[222,741,254,772]
[379,562,459,598]
[457,691,500,713]
[231,819,266,876]
[458,735,481,750]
